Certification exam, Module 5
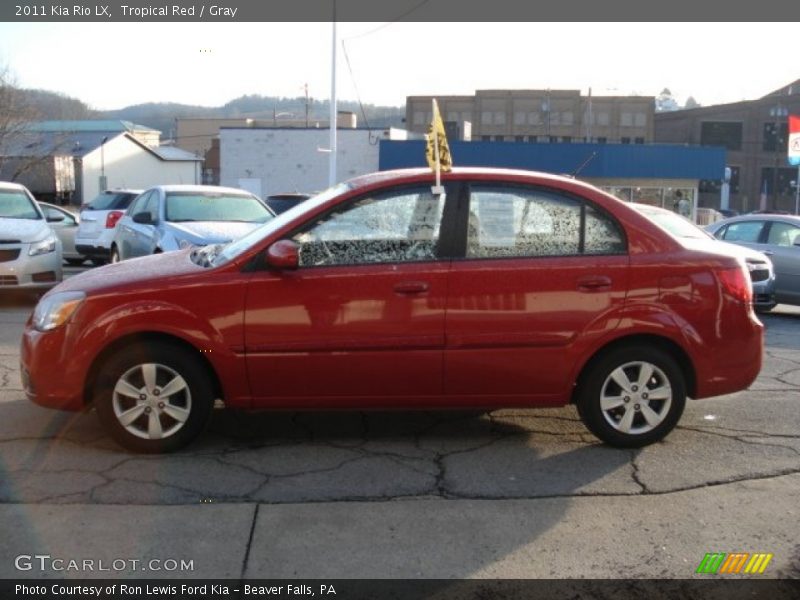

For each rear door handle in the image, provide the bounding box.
[577,275,612,291]
[394,281,429,295]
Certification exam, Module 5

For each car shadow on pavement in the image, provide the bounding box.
[0,401,635,507]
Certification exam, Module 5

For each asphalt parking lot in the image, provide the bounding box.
[1,267,799,580]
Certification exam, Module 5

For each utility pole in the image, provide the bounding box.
[329,17,337,187]
[304,83,309,128]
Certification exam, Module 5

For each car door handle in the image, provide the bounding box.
[394,281,429,295]
[577,275,612,291]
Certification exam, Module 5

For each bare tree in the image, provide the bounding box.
[0,65,47,182]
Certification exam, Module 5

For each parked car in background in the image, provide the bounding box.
[706,214,800,308]
[39,202,85,266]
[265,192,311,214]
[694,207,724,226]
[76,189,142,265]
[0,181,62,290]
[632,204,776,312]
[22,168,763,453]
[111,185,275,262]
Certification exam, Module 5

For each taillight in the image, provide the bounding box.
[105,211,124,229]
[716,266,752,304]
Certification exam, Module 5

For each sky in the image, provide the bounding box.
[0,22,796,111]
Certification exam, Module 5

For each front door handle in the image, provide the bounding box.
[577,275,612,291]
[394,281,429,295]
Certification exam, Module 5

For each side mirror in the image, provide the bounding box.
[266,239,299,270]
[47,214,65,223]
[132,212,153,225]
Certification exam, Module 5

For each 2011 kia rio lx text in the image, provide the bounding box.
[21,168,764,453]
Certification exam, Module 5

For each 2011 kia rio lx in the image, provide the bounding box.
[21,168,764,453]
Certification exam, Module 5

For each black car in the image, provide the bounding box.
[264,192,311,214]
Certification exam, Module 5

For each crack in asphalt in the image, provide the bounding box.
[629,450,648,494]
[240,504,259,579]
[678,425,800,456]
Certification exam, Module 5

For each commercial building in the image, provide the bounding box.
[380,140,725,221]
[406,89,654,144]
[654,80,800,213]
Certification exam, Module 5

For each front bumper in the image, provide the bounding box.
[20,322,85,411]
[0,243,62,289]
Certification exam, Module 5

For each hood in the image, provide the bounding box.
[165,221,262,244]
[50,248,202,295]
[0,218,50,243]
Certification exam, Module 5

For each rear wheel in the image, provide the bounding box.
[94,343,214,453]
[576,345,686,448]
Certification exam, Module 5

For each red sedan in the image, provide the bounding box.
[21,168,763,453]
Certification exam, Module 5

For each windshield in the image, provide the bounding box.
[165,192,274,223]
[0,190,42,220]
[635,206,710,240]
[209,182,351,267]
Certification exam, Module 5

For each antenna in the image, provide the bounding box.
[571,152,597,178]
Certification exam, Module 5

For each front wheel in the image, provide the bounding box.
[576,345,686,448]
[94,343,214,453]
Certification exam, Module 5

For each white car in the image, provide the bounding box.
[0,181,63,290]
[75,189,142,265]
[632,203,776,311]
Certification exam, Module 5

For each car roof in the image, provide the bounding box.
[711,213,800,225]
[150,184,257,195]
[344,167,609,198]
[0,181,31,192]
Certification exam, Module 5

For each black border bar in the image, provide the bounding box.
[3,579,800,600]
[2,1,800,22]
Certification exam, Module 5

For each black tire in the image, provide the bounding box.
[91,257,108,266]
[109,246,120,264]
[66,258,85,266]
[576,345,686,448]
[93,342,214,453]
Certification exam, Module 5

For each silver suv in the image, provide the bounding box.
[75,189,142,265]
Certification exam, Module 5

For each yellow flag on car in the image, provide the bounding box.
[425,99,452,174]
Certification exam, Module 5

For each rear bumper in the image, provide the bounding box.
[76,244,111,259]
[694,309,764,399]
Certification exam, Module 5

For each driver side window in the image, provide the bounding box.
[292,188,446,267]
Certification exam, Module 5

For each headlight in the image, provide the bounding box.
[28,233,57,256]
[33,291,86,332]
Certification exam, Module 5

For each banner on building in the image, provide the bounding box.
[789,114,800,166]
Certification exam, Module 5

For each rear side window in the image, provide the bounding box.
[766,221,800,246]
[466,185,625,259]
